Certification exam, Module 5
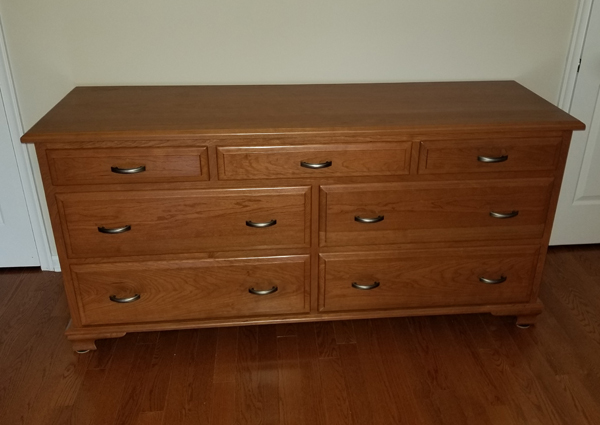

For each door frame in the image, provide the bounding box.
[558,0,594,110]
[0,17,56,270]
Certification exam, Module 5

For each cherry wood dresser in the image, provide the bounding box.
[22,82,585,351]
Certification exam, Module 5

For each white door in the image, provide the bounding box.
[551,1,600,245]
[0,87,39,267]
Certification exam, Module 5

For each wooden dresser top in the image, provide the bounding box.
[21,81,585,143]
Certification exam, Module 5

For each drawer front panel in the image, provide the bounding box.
[320,179,553,247]
[217,142,411,180]
[72,256,310,325]
[319,247,539,312]
[418,138,561,174]
[57,187,311,258]
[47,147,209,185]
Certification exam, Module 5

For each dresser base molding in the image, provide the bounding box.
[64,300,544,351]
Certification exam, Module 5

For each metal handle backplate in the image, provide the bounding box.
[249,286,278,295]
[109,294,141,303]
[300,160,333,169]
[111,165,146,174]
[352,281,381,290]
[246,219,277,228]
[479,276,507,284]
[98,225,132,234]
[477,155,508,163]
[489,211,519,219]
[355,215,384,224]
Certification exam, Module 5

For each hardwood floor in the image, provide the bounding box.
[1,246,599,424]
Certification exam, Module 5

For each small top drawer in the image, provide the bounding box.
[418,137,561,174]
[217,142,411,180]
[47,147,209,185]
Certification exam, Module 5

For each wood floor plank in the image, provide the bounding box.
[257,325,280,424]
[136,411,164,425]
[318,355,353,425]
[338,342,373,425]
[314,321,339,359]
[113,342,157,425]
[182,328,218,425]
[235,326,262,425]
[210,381,236,425]
[86,333,139,425]
[213,326,238,384]
[352,320,406,425]
[160,330,200,424]
[295,323,327,425]
[277,335,303,425]
[383,318,445,424]
[333,320,356,345]
[275,323,297,337]
[140,330,179,414]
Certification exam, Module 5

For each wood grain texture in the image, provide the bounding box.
[320,179,553,247]
[47,147,209,185]
[418,137,561,174]
[1,247,600,424]
[57,186,311,258]
[216,142,411,180]
[20,82,584,142]
[318,246,540,312]
[71,256,310,325]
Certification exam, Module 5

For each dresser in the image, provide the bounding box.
[21,82,585,352]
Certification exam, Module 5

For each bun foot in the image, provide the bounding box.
[516,313,539,328]
[71,339,98,352]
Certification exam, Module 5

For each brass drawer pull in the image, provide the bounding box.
[352,281,381,290]
[355,215,384,224]
[246,219,277,228]
[477,155,508,163]
[109,294,141,303]
[300,160,332,169]
[98,225,131,234]
[489,210,519,219]
[479,276,507,284]
[249,286,278,295]
[111,165,146,174]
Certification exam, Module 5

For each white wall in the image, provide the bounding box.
[0,0,580,261]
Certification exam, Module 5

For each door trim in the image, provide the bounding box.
[559,0,595,111]
[0,17,57,270]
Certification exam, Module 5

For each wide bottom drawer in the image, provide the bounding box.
[319,246,539,312]
[71,256,310,325]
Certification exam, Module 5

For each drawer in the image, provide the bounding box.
[57,186,311,258]
[319,247,539,312]
[71,256,310,325]
[418,137,561,174]
[47,147,209,185]
[216,142,411,180]
[320,179,553,247]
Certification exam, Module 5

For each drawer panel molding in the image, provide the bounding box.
[72,256,310,325]
[47,147,209,185]
[57,186,311,258]
[320,179,553,247]
[319,247,539,312]
[217,142,412,180]
[418,138,561,174]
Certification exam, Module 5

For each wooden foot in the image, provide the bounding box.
[71,339,98,352]
[65,323,127,352]
[516,314,539,328]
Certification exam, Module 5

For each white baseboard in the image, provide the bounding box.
[50,255,61,272]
